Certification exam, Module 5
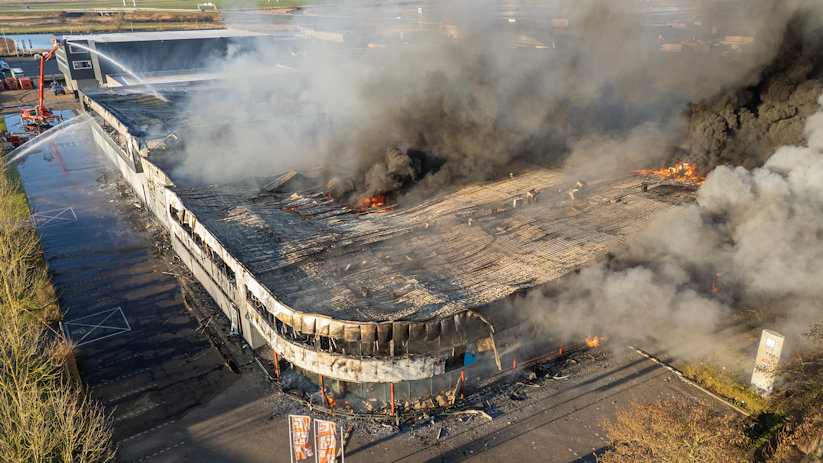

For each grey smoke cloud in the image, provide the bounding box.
[163,1,823,359]
[170,0,822,197]
[522,94,823,361]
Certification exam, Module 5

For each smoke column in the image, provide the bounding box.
[173,0,821,201]
[519,93,823,361]
[684,13,823,173]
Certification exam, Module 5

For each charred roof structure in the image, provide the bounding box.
[80,82,697,409]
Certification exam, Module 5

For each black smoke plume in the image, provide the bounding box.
[683,14,823,173]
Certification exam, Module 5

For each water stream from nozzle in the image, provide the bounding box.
[65,42,165,101]
[2,115,89,168]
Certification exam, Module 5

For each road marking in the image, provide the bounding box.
[32,206,77,229]
[188,346,212,361]
[116,420,176,445]
[627,345,750,416]
[63,307,130,347]
[96,367,151,387]
[102,353,143,367]
[104,383,157,405]
[115,401,164,423]
[131,441,185,463]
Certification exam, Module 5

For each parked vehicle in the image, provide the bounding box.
[51,82,65,95]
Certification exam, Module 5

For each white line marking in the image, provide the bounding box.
[116,420,175,444]
[97,367,151,387]
[105,383,157,404]
[32,206,77,228]
[103,353,142,367]
[64,321,126,330]
[74,309,118,344]
[131,441,185,463]
[115,401,164,423]
[63,307,130,347]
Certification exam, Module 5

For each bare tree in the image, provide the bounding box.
[0,168,114,462]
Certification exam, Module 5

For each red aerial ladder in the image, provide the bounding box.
[20,42,63,133]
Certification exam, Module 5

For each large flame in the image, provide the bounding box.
[635,162,705,185]
[355,194,394,213]
[359,194,386,208]
[585,335,607,347]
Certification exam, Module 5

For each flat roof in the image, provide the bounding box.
[172,170,691,322]
[80,78,302,142]
[63,28,271,44]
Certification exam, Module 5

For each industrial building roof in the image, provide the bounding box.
[81,84,694,323]
[171,170,689,322]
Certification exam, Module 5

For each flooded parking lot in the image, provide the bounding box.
[12,115,239,452]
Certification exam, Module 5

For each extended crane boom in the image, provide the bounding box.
[21,42,63,133]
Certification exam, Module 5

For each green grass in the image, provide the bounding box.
[683,362,769,414]
[744,411,785,451]
[1,162,30,217]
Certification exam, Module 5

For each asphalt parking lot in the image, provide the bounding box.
[13,114,241,452]
[1,56,61,78]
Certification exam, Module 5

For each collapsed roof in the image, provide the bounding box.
[172,169,689,322]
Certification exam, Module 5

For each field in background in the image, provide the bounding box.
[0,0,312,34]
[0,10,226,35]
[0,0,309,11]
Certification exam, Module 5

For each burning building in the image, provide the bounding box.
[61,0,823,410]
[46,2,820,414]
[79,81,700,408]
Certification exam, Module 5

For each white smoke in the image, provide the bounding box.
[525,94,823,361]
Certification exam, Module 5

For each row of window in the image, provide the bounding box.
[170,205,236,284]
[168,205,477,364]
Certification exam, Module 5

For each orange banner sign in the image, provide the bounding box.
[316,420,337,463]
[290,415,313,460]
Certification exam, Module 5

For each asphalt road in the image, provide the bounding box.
[106,342,731,463]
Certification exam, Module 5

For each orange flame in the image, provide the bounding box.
[281,206,310,221]
[712,272,722,293]
[585,335,607,347]
[635,162,705,185]
[353,194,394,213]
[359,194,386,208]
